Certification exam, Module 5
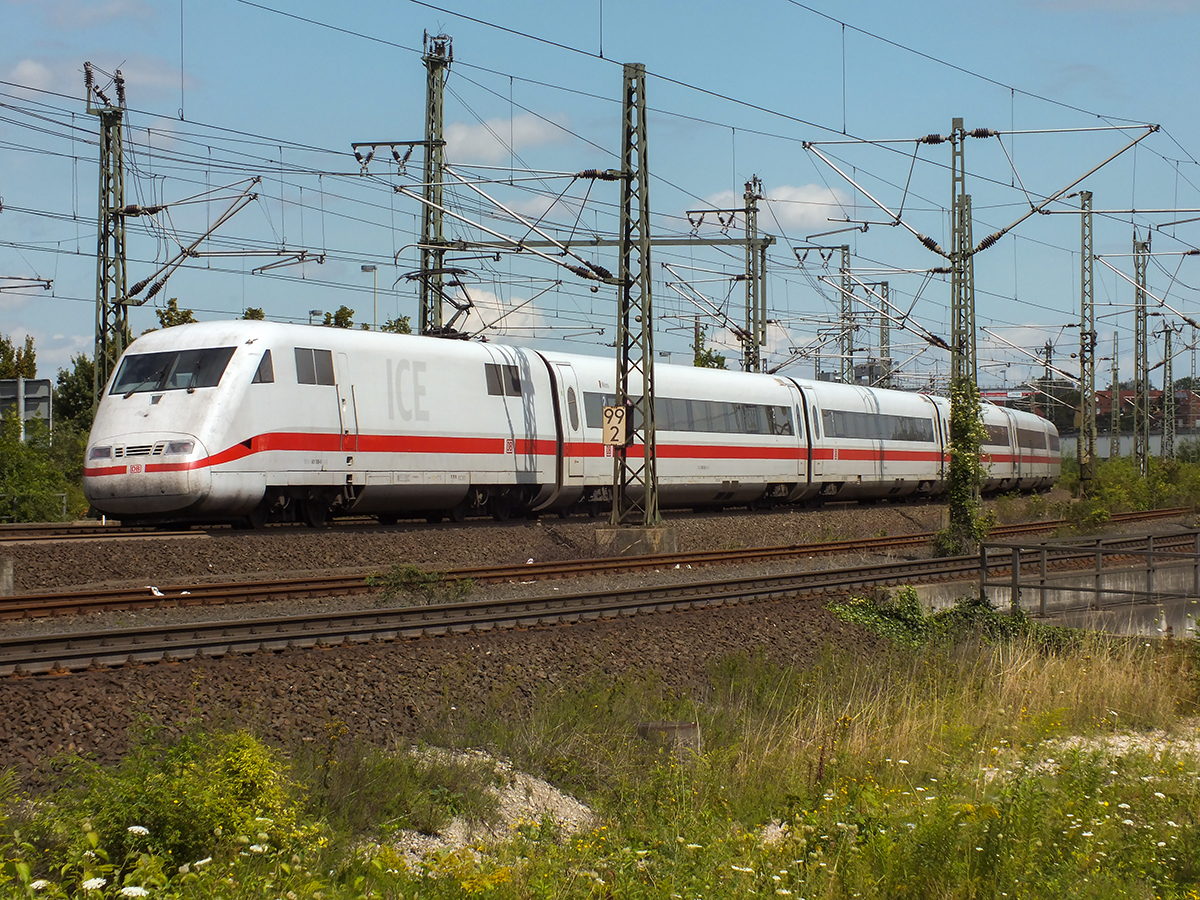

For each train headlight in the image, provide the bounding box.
[165,440,195,455]
[88,446,112,460]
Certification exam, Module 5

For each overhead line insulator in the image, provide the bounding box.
[577,169,622,181]
[918,234,943,254]
[976,231,1002,252]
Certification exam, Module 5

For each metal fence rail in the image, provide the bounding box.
[980,530,1200,617]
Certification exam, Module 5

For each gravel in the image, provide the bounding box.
[0,503,949,788]
[3,503,946,595]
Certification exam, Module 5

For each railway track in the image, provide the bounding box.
[0,506,1187,545]
[1,529,1195,676]
[0,507,1189,622]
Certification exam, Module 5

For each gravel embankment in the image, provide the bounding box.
[1,499,1113,790]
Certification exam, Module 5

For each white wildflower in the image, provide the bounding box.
[1122,819,1135,826]
[730,864,754,873]
[193,857,212,868]
[120,888,149,898]
[82,878,107,891]
[29,881,51,891]
[249,844,266,853]
[1154,792,1166,799]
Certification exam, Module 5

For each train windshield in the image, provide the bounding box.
[110,347,237,396]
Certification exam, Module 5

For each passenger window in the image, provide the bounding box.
[295,348,316,384]
[485,364,504,396]
[484,363,522,397]
[251,350,274,384]
[566,387,580,431]
[811,407,820,439]
[295,348,335,385]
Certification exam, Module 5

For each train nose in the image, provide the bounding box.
[83,436,212,515]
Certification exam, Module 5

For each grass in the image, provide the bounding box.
[2,597,1199,898]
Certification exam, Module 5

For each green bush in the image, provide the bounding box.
[37,727,298,873]
[0,415,75,522]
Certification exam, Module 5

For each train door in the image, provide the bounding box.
[807,397,824,476]
[554,363,585,480]
[336,352,359,453]
[782,380,806,479]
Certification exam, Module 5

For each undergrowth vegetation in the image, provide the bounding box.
[2,597,1199,898]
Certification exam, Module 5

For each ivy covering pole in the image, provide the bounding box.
[941,120,988,555]
[940,376,994,556]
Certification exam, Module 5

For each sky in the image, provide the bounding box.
[3,0,1200,394]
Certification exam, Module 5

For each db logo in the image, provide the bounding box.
[129,464,143,474]
[504,439,514,455]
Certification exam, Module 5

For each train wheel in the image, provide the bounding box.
[448,500,467,523]
[303,499,329,528]
[489,496,513,521]
[247,503,269,530]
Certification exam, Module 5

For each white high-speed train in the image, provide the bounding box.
[82,321,1060,526]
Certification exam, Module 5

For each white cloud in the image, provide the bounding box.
[458,287,552,339]
[446,113,570,165]
[5,54,184,100]
[701,184,852,236]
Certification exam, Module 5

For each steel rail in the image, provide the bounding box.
[0,534,1193,676]
[0,507,1186,545]
[0,555,980,675]
[0,509,1190,621]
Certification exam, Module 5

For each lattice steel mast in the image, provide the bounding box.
[950,118,977,385]
[86,62,127,407]
[610,63,659,527]
[1134,233,1151,476]
[742,177,766,373]
[878,281,892,388]
[1110,332,1120,460]
[1079,191,1097,488]
[839,244,854,383]
[419,33,451,335]
[1162,325,1176,459]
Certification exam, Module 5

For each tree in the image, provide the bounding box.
[1174,375,1200,392]
[153,298,197,331]
[242,307,266,320]
[380,315,413,335]
[691,326,727,369]
[0,413,71,521]
[323,305,355,328]
[55,353,96,432]
[0,333,36,378]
